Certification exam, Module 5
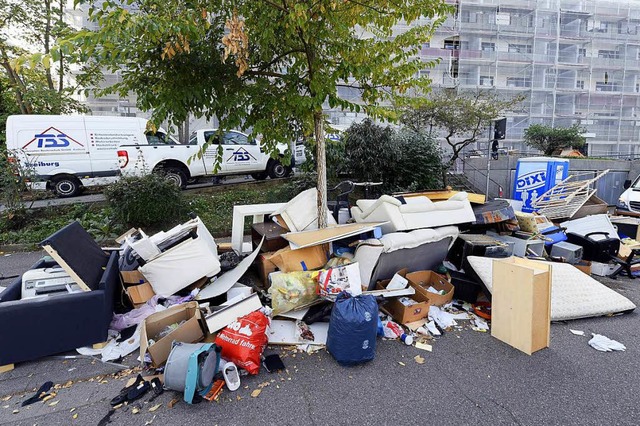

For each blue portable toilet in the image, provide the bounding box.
[513,157,570,213]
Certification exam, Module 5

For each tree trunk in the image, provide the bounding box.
[43,0,55,91]
[57,0,64,92]
[314,109,327,228]
[1,49,32,114]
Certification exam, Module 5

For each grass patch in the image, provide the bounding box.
[0,179,306,245]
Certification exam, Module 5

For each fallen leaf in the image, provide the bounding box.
[168,398,179,409]
[1,396,11,401]
[398,361,406,366]
[49,400,60,406]
[42,393,56,402]
[70,408,76,413]
[236,395,242,401]
[73,413,78,419]
[113,403,123,410]
[251,389,261,398]
[414,355,425,364]
[12,409,19,414]
[132,407,140,414]
[148,404,162,412]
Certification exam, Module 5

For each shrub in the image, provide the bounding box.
[104,174,186,228]
[392,129,444,191]
[344,119,398,189]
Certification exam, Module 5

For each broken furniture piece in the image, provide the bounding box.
[566,231,640,279]
[134,217,221,297]
[353,226,459,290]
[231,202,286,254]
[399,188,486,205]
[491,258,551,355]
[531,169,609,220]
[0,248,119,370]
[447,233,513,270]
[270,188,337,234]
[350,193,475,234]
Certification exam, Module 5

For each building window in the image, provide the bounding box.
[578,48,587,57]
[595,82,619,91]
[480,75,494,86]
[481,42,496,52]
[418,69,430,79]
[598,50,619,59]
[506,77,531,88]
[636,83,640,93]
[576,80,585,89]
[508,44,533,54]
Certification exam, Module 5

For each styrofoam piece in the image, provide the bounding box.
[268,320,329,345]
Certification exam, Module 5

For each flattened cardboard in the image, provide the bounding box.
[121,270,148,286]
[283,222,387,249]
[139,301,206,367]
[406,271,454,306]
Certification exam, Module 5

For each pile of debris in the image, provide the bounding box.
[0,171,637,410]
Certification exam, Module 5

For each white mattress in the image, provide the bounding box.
[466,256,636,321]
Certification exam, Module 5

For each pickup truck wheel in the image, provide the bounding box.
[53,176,81,198]
[162,167,187,189]
[268,160,291,179]
[251,172,268,181]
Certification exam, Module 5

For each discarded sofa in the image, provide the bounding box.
[270,188,337,232]
[0,222,118,367]
[350,193,475,234]
[353,226,459,290]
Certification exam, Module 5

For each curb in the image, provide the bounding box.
[0,243,40,253]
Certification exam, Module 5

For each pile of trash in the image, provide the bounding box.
[3,168,638,411]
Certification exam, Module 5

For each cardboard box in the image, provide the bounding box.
[406,271,454,306]
[268,245,329,272]
[574,260,592,275]
[255,252,279,288]
[139,301,206,367]
[121,270,156,306]
[377,270,430,324]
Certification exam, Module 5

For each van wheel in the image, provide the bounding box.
[251,172,268,181]
[268,160,291,179]
[162,167,187,189]
[53,176,81,198]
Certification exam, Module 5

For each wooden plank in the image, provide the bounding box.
[0,364,14,374]
[283,222,386,249]
[402,190,486,204]
[42,245,92,292]
[491,258,551,355]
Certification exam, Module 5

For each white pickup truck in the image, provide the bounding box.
[117,129,292,187]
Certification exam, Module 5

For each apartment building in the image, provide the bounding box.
[421,0,640,157]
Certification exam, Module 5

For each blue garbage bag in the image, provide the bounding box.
[327,292,378,366]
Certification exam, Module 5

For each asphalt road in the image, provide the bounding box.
[1,251,640,425]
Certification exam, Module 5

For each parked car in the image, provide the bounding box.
[617,176,640,216]
[117,129,292,188]
[5,115,172,197]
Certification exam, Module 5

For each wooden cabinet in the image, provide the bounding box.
[491,257,551,355]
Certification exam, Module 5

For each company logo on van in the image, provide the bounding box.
[516,170,547,192]
[22,127,84,149]
[226,147,256,163]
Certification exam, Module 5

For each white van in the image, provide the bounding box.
[5,115,173,197]
[617,177,640,216]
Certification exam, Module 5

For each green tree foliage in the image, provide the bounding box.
[523,124,586,156]
[401,89,524,173]
[72,0,452,226]
[0,0,94,119]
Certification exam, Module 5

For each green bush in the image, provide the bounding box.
[392,129,444,191]
[104,174,186,228]
[344,119,398,188]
